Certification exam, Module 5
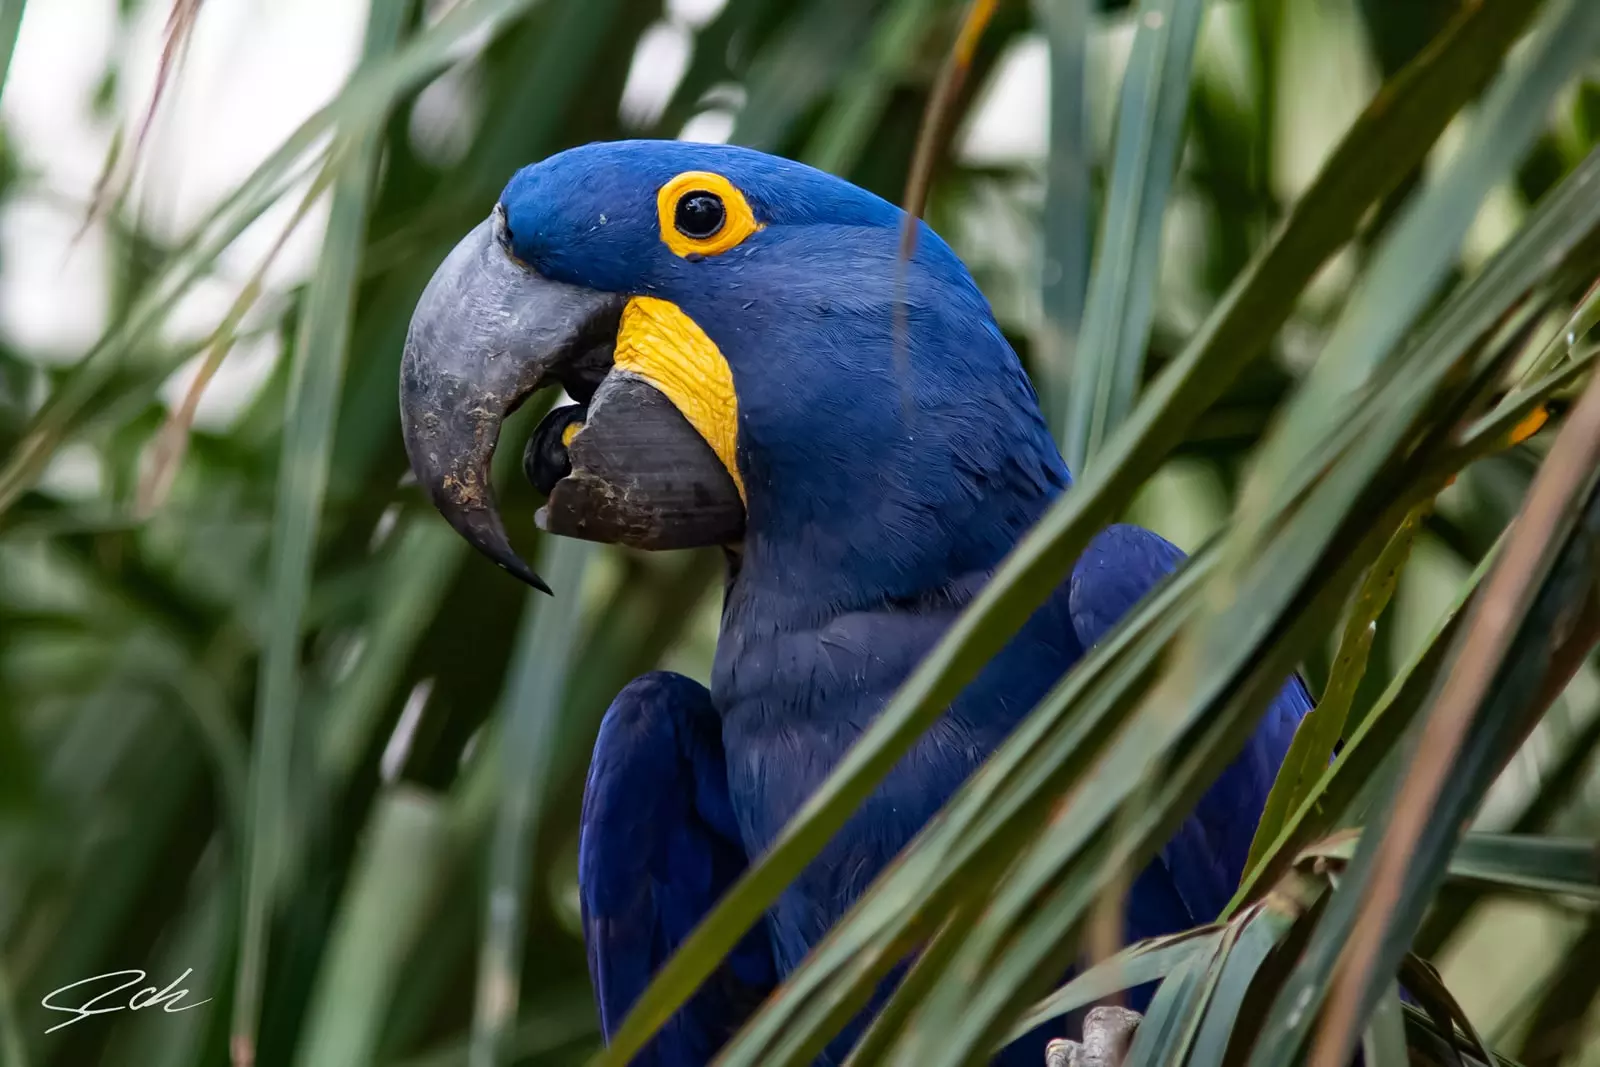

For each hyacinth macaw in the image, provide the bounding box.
[399,140,1311,1066]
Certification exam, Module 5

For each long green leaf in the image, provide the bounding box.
[1121,940,1223,1067]
[1033,0,1091,432]
[1226,0,1587,554]
[0,951,26,1067]
[839,903,982,1067]
[293,789,455,1067]
[1402,1004,1513,1067]
[1260,124,1600,1067]
[1399,955,1497,1067]
[231,4,409,1058]
[388,990,598,1067]
[1363,984,1409,1067]
[883,98,1600,1067]
[1061,0,1205,469]
[1243,502,1427,876]
[1515,916,1600,1067]
[472,537,594,1067]
[1310,394,1600,1058]
[1184,906,1298,1067]
[100,853,231,1067]
[1416,681,1600,954]
[1451,346,1600,464]
[1221,38,1600,929]
[732,0,885,153]
[316,519,467,789]
[801,0,943,174]
[0,0,26,106]
[1006,926,1224,1043]
[1301,832,1600,900]
[1224,545,1494,916]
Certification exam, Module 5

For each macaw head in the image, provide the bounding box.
[402,140,1062,597]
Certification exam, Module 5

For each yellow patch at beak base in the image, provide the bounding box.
[612,296,744,500]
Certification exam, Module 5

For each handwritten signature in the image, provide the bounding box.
[40,969,211,1034]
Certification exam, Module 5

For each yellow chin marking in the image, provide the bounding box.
[561,421,581,447]
[613,296,744,500]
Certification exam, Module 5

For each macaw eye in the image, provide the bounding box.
[656,171,762,258]
[674,191,726,240]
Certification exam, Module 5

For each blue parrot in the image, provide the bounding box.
[399,140,1311,1066]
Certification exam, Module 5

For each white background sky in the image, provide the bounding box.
[0,0,1391,427]
[0,0,1082,430]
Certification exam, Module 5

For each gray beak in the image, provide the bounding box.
[400,208,744,592]
[399,211,623,591]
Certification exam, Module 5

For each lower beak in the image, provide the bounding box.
[399,211,744,590]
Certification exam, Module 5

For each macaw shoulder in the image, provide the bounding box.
[579,672,775,1063]
[1061,523,1314,924]
[1067,522,1188,646]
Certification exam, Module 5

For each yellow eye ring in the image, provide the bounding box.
[656,171,763,258]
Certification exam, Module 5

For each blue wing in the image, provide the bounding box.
[1068,524,1313,932]
[579,671,777,1067]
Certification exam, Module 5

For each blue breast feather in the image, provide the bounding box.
[579,672,779,1067]
[578,525,1312,1066]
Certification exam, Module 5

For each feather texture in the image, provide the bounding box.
[579,672,776,1066]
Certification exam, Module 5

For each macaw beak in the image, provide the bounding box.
[399,209,745,591]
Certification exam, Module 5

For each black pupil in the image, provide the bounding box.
[675,191,726,239]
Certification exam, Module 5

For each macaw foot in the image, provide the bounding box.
[1044,1006,1143,1067]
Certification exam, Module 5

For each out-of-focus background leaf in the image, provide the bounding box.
[0,0,1597,1065]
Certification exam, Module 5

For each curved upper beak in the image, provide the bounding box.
[400,209,744,591]
[399,212,622,591]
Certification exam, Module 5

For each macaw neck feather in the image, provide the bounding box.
[677,240,1070,630]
